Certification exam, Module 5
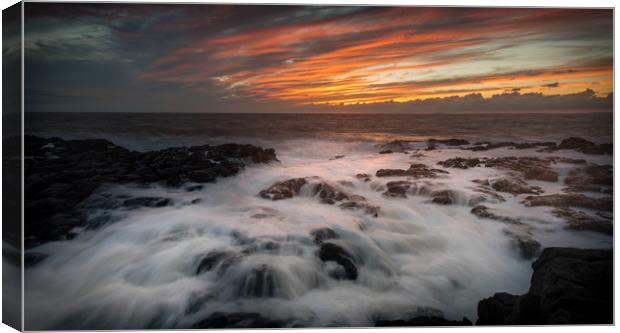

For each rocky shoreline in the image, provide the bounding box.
[23,135,278,247]
[19,135,613,327]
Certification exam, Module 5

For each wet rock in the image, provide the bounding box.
[504,231,541,260]
[523,167,558,182]
[552,208,612,235]
[437,157,482,169]
[310,228,339,245]
[477,247,612,324]
[259,177,379,217]
[377,140,411,153]
[24,136,278,247]
[376,163,449,178]
[563,164,612,194]
[379,149,393,154]
[383,181,412,198]
[311,181,349,204]
[470,205,522,225]
[122,197,171,208]
[196,251,236,275]
[355,173,371,182]
[428,138,470,146]
[557,137,612,155]
[524,194,612,212]
[258,178,307,200]
[192,312,282,328]
[490,177,543,195]
[430,190,456,205]
[318,243,358,280]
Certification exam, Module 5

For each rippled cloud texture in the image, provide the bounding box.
[24,4,612,113]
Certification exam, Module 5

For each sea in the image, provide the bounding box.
[22,112,613,329]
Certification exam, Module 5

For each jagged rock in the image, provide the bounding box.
[557,137,612,155]
[259,177,379,217]
[376,163,449,178]
[504,231,541,260]
[24,136,278,247]
[552,208,612,235]
[524,194,612,212]
[192,312,282,328]
[437,157,482,169]
[523,167,558,182]
[196,251,236,275]
[563,164,613,194]
[477,247,612,324]
[259,178,307,200]
[490,177,543,195]
[383,181,412,198]
[430,190,456,205]
[355,173,371,182]
[318,243,358,280]
[470,205,522,225]
[310,228,339,245]
[377,140,411,153]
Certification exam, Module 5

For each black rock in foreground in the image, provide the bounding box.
[477,247,612,325]
[23,135,278,247]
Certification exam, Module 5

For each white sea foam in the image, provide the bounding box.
[24,140,612,329]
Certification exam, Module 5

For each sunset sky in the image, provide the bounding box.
[21,3,613,113]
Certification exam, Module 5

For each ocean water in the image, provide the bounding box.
[23,112,613,329]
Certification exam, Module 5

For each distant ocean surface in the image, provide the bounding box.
[23,111,613,329]
[25,112,612,151]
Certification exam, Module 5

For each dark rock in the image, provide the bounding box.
[437,157,482,169]
[318,243,358,280]
[259,177,379,217]
[477,247,612,325]
[192,312,282,328]
[310,228,339,245]
[376,163,449,178]
[558,137,612,155]
[563,164,613,194]
[379,150,393,154]
[551,208,612,235]
[24,136,278,247]
[122,197,171,208]
[382,181,412,198]
[467,141,556,152]
[355,173,371,182]
[258,178,307,200]
[490,177,543,195]
[329,155,345,160]
[523,167,558,182]
[470,205,522,225]
[524,194,612,212]
[430,190,456,205]
[505,231,541,260]
[377,140,411,153]
[196,251,235,275]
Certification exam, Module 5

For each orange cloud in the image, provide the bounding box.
[140,7,612,106]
